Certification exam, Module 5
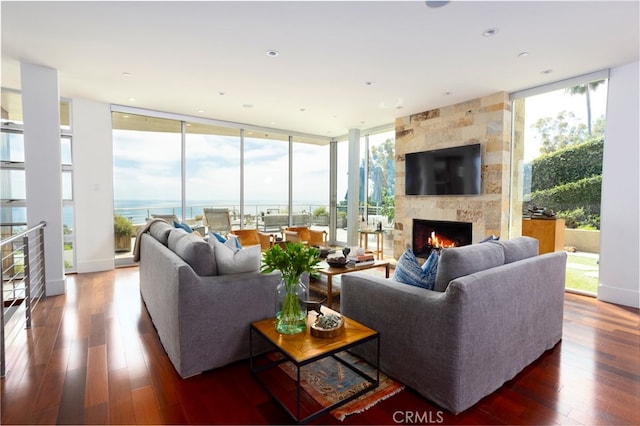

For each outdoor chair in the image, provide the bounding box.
[282,226,328,248]
[229,229,275,251]
[203,208,232,235]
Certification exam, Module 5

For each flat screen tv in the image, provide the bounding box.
[405,143,481,195]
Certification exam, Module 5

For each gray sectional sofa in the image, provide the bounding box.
[137,220,280,378]
[341,236,567,414]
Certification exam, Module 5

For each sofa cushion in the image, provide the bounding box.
[149,220,173,246]
[168,229,217,276]
[392,249,436,290]
[434,242,505,292]
[491,236,539,263]
[211,238,261,275]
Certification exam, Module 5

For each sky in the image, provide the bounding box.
[523,81,608,161]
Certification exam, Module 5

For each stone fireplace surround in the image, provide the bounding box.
[392,92,513,259]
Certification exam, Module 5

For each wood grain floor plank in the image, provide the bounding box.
[84,344,109,408]
[131,385,163,424]
[2,269,639,425]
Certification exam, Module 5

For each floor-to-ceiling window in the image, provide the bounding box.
[292,137,330,230]
[185,122,241,228]
[1,91,75,272]
[244,131,290,222]
[111,106,394,263]
[112,112,181,264]
[511,72,608,295]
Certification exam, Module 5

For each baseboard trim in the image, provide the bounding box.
[597,284,640,309]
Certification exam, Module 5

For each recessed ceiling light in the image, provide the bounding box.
[197,109,205,113]
[517,52,529,58]
[122,115,130,119]
[396,105,404,109]
[218,91,225,96]
[242,104,254,108]
[443,91,452,96]
[482,28,499,37]
[300,108,306,112]
[128,98,136,102]
[365,81,374,86]
[425,1,450,8]
[122,72,131,77]
[266,50,279,57]
[541,69,554,74]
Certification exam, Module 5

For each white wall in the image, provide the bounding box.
[21,63,65,296]
[598,61,640,308]
[72,99,115,273]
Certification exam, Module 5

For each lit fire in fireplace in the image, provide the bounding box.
[428,231,457,249]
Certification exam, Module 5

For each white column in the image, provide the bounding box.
[598,61,640,308]
[21,62,65,295]
[346,128,361,246]
[72,99,115,273]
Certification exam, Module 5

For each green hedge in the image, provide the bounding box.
[531,139,603,192]
[530,175,602,217]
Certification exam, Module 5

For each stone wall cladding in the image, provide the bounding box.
[394,92,512,258]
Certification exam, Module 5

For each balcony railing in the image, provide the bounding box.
[1,221,47,378]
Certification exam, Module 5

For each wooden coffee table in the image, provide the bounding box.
[312,259,390,308]
[250,306,379,424]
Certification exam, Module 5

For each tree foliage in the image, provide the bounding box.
[527,109,605,229]
[531,139,603,192]
[368,138,395,221]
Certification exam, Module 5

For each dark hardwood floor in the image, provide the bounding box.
[1,266,639,425]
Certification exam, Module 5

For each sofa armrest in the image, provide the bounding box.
[341,273,457,388]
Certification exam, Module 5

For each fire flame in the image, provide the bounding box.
[428,231,457,248]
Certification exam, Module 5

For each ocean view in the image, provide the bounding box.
[114,199,329,225]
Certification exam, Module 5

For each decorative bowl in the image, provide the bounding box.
[310,314,345,339]
[326,256,347,268]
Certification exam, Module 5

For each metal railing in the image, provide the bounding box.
[1,221,47,378]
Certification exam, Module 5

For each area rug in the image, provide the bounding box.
[272,351,404,421]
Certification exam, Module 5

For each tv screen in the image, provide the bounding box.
[405,144,481,195]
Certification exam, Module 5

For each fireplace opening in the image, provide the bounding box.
[412,219,472,258]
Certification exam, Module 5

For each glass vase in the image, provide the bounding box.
[275,275,308,335]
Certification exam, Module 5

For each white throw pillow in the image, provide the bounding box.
[212,238,261,275]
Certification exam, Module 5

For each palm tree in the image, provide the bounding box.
[565,79,605,135]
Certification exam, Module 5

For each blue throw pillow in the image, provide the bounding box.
[392,249,436,290]
[210,231,242,250]
[421,250,439,289]
[211,231,227,243]
[173,220,193,233]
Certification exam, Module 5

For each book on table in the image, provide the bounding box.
[347,253,375,266]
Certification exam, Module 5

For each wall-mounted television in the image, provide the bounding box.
[405,143,481,195]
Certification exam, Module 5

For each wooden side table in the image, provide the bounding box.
[250,307,379,424]
[359,230,384,260]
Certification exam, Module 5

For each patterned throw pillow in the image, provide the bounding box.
[421,250,439,288]
[392,248,437,290]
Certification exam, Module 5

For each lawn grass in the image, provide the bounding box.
[565,253,599,294]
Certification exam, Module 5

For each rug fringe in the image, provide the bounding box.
[334,384,405,421]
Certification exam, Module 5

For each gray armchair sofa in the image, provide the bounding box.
[137,220,280,378]
[341,237,567,414]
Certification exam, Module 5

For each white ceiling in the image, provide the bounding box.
[2,1,639,139]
